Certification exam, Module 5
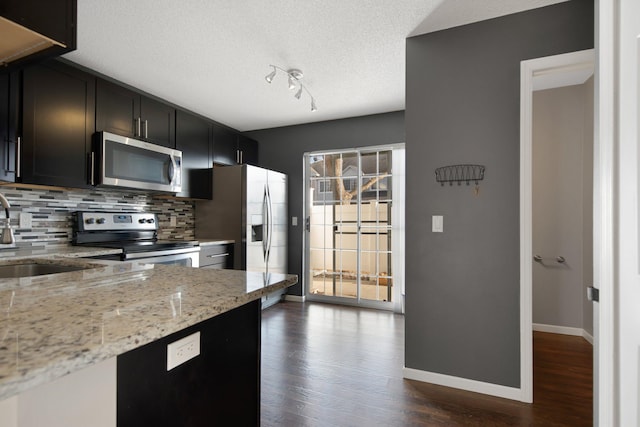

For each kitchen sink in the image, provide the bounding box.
[0,262,91,279]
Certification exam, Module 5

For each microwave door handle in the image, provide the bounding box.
[167,157,175,183]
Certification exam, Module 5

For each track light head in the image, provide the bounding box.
[265,66,277,83]
[311,98,317,112]
[294,86,303,99]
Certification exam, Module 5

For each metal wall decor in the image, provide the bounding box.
[435,164,485,186]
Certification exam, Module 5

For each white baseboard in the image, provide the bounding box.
[402,367,524,402]
[533,323,594,345]
[284,294,305,302]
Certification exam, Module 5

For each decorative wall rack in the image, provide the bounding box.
[435,164,485,186]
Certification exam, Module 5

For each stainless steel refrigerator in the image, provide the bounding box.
[195,164,287,308]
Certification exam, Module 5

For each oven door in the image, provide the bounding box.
[95,131,182,193]
[128,251,199,268]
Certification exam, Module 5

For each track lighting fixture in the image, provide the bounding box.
[264,65,317,112]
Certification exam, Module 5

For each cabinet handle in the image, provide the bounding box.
[144,120,148,139]
[240,150,243,164]
[16,137,21,178]
[236,149,239,164]
[89,152,95,186]
[206,253,230,258]
[135,117,141,137]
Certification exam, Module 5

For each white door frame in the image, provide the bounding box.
[519,49,603,404]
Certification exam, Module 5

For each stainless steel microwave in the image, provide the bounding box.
[92,132,182,193]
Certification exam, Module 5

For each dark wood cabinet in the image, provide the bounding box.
[199,243,234,269]
[212,125,258,166]
[19,60,94,188]
[0,73,19,182]
[237,134,258,165]
[117,300,260,427]
[0,0,77,72]
[175,110,212,199]
[96,79,175,148]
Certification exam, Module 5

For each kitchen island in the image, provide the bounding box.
[0,256,297,426]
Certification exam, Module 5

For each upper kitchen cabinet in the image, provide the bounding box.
[20,60,95,188]
[0,72,19,182]
[237,134,258,165]
[175,109,212,199]
[212,125,258,166]
[0,0,77,72]
[96,79,176,148]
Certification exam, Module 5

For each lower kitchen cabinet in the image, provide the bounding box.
[175,110,212,199]
[20,60,95,188]
[117,299,260,427]
[199,243,234,269]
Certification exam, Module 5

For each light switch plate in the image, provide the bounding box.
[432,215,443,233]
[167,331,200,371]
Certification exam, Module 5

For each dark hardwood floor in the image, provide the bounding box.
[261,302,592,426]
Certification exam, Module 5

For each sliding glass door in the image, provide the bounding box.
[304,145,405,312]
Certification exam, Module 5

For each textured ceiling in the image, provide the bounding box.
[63,0,568,132]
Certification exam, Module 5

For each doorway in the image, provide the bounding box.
[303,145,405,312]
[519,49,595,404]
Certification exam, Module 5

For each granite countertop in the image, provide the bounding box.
[0,256,297,401]
[0,245,122,260]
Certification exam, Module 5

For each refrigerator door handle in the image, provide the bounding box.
[266,184,273,265]
[262,186,268,261]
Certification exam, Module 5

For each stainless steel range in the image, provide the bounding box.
[72,211,200,267]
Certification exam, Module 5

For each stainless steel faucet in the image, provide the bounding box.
[0,193,15,245]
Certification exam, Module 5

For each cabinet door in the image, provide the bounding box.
[96,78,139,139]
[238,134,258,165]
[1,0,75,46]
[117,300,260,427]
[0,0,77,71]
[21,60,95,188]
[175,110,211,199]
[211,124,238,165]
[140,96,175,148]
[0,73,20,183]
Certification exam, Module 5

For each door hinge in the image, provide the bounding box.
[587,286,599,302]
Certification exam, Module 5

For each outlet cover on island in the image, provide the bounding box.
[167,331,200,371]
[292,216,298,226]
[432,215,443,233]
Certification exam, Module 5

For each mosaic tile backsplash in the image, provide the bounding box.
[0,185,195,248]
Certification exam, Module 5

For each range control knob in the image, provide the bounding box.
[85,218,95,225]
[96,218,106,224]
[146,218,155,224]
[138,218,146,224]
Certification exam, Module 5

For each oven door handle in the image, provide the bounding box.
[124,247,200,260]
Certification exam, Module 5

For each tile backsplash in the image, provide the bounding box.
[0,185,195,248]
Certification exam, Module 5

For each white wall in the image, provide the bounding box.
[532,80,593,333]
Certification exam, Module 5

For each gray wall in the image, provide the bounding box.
[405,1,593,388]
[532,82,593,332]
[247,111,405,295]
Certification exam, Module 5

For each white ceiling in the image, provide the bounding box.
[63,0,567,132]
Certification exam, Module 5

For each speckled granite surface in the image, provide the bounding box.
[197,239,234,246]
[0,257,297,400]
[0,245,122,260]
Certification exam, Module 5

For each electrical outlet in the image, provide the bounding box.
[19,212,32,229]
[169,216,177,227]
[167,331,200,371]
